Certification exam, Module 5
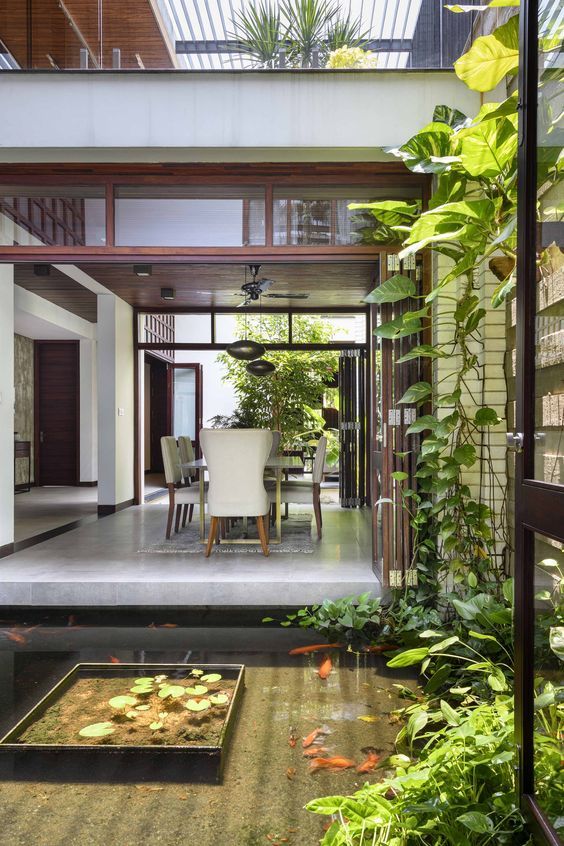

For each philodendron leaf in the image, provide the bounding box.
[454,15,519,92]
[440,699,461,726]
[457,812,494,833]
[398,382,433,405]
[474,407,501,426]
[549,627,564,661]
[185,698,211,712]
[79,722,115,738]
[209,694,229,705]
[108,695,138,710]
[387,647,429,667]
[364,274,416,304]
[185,685,209,696]
[200,673,222,684]
[453,444,477,467]
[406,415,438,435]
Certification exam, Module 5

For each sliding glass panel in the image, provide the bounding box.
[214,313,289,344]
[532,531,564,828]
[0,186,105,246]
[533,2,564,484]
[115,186,265,247]
[273,186,420,246]
[173,368,196,440]
[292,313,366,343]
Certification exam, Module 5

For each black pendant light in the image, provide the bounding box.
[246,359,275,377]
[226,338,266,361]
[226,266,266,361]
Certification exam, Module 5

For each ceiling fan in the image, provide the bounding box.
[234,265,309,306]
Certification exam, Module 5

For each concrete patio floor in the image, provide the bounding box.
[0,501,379,607]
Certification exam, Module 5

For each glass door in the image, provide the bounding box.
[515,1,564,842]
[172,365,203,455]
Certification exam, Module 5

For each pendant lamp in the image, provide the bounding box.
[226,266,266,361]
[246,359,275,377]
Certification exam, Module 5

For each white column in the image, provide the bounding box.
[79,338,98,484]
[97,294,135,510]
[0,265,15,551]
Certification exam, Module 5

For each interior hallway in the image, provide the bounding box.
[14,486,98,544]
[0,502,378,607]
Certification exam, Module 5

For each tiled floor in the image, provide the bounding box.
[1,501,379,607]
[14,486,98,543]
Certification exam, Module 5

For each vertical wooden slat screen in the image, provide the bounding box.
[339,347,367,508]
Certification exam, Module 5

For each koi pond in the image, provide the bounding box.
[0,613,412,846]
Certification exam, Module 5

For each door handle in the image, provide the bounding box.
[39,431,45,443]
[506,432,523,452]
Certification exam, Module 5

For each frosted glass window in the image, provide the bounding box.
[174,314,212,344]
[174,368,196,440]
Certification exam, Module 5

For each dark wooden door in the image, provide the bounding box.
[148,355,171,473]
[35,341,79,486]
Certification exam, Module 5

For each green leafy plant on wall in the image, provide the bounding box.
[216,313,339,448]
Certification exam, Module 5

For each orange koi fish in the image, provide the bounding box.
[108,655,121,663]
[302,725,330,748]
[317,654,332,680]
[303,746,329,758]
[309,756,355,773]
[5,631,27,645]
[362,644,394,653]
[356,747,380,774]
[288,728,298,748]
[288,643,342,655]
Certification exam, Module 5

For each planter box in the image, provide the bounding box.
[0,662,245,783]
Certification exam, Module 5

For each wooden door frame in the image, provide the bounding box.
[170,362,203,456]
[33,339,80,487]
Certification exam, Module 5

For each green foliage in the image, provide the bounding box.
[264,593,382,645]
[229,1,283,67]
[216,313,338,448]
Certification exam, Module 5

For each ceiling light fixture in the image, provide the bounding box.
[246,359,276,377]
[160,287,175,300]
[226,266,266,361]
[134,264,152,277]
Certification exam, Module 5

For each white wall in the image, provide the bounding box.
[0,265,14,550]
[0,71,481,160]
[97,294,135,506]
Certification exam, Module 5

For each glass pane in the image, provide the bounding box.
[273,186,421,246]
[174,314,212,344]
[214,313,289,344]
[534,2,564,483]
[115,186,265,247]
[173,368,196,440]
[532,531,564,826]
[292,313,366,344]
[0,186,105,246]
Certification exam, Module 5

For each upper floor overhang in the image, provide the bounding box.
[0,70,482,163]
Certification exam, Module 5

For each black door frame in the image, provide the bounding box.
[514,2,564,843]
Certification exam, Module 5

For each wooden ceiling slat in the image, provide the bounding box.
[15,265,98,322]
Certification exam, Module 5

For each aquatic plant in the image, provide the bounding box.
[78,670,230,740]
[264,593,382,645]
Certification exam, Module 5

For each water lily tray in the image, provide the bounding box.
[0,662,245,783]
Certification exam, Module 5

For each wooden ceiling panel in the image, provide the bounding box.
[15,265,98,322]
[77,262,377,309]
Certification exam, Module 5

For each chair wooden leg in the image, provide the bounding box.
[206,516,218,558]
[215,518,221,544]
[188,504,194,523]
[181,504,188,527]
[264,513,269,545]
[174,504,182,533]
[313,484,322,539]
[166,501,175,539]
[256,515,270,557]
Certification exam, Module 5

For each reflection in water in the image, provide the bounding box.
[0,619,411,845]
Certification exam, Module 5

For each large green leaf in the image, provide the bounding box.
[454,15,519,92]
[433,104,470,130]
[364,274,416,304]
[398,382,433,405]
[458,115,517,177]
[386,122,456,174]
[387,646,429,667]
[401,200,494,256]
[457,812,494,833]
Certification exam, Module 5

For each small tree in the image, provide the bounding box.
[216,314,339,447]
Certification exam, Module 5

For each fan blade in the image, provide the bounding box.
[257,278,275,293]
[265,292,309,300]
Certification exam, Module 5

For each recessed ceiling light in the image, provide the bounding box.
[134,264,152,277]
[160,287,175,300]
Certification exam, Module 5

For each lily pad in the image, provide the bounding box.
[130,684,154,695]
[185,698,211,712]
[209,693,229,706]
[201,673,222,684]
[135,704,151,711]
[185,685,208,696]
[135,677,155,684]
[190,669,204,677]
[125,710,138,720]
[158,684,186,699]
[149,721,163,731]
[108,695,138,710]
[79,722,115,738]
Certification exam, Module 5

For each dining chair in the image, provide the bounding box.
[268,436,327,539]
[200,428,272,557]
[160,436,207,539]
[178,435,196,527]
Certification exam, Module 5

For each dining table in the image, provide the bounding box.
[182,454,304,544]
